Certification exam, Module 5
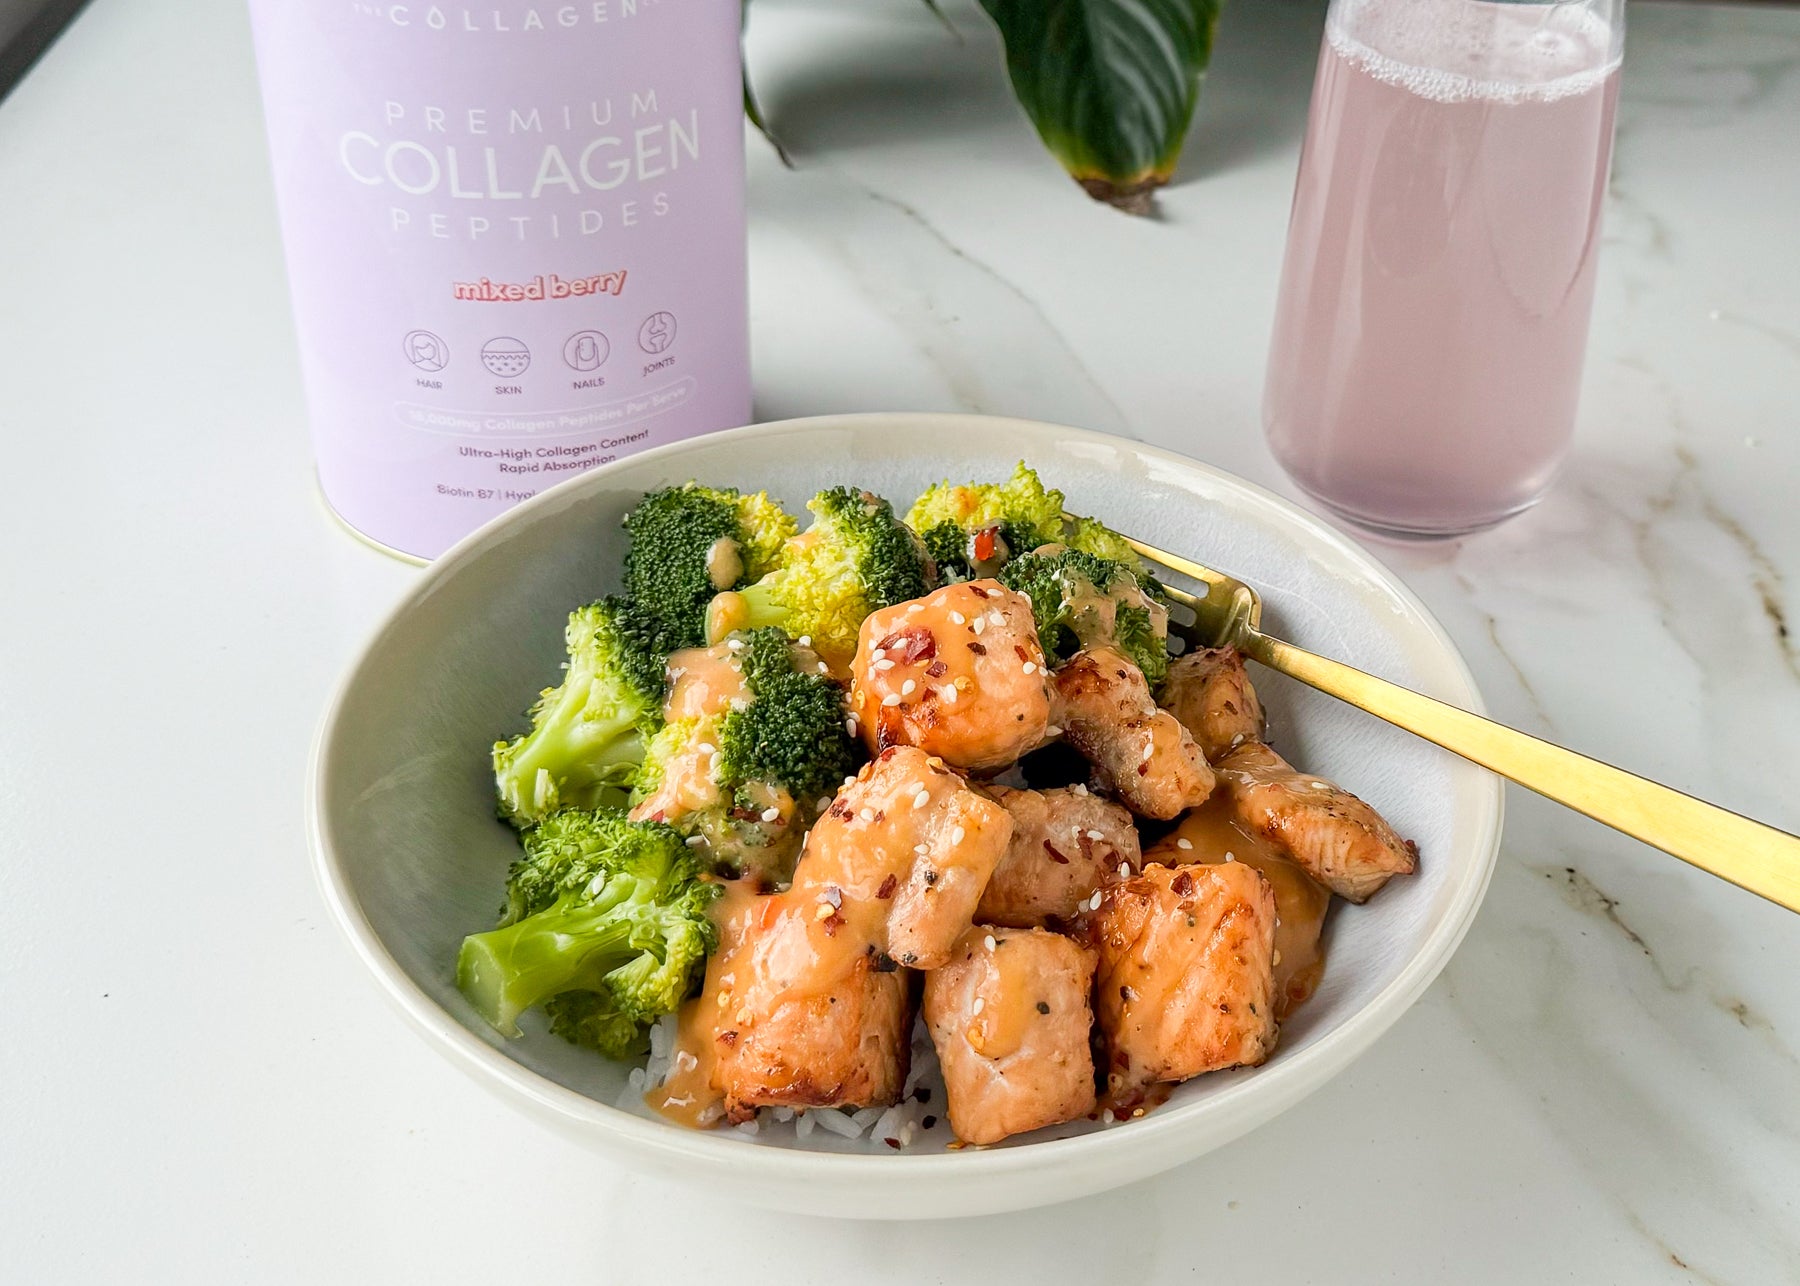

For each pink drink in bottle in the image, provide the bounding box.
[1264,0,1622,539]
[249,1,750,560]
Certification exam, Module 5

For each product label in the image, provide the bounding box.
[250,0,750,558]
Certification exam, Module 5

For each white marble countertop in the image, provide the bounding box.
[3,0,1797,1280]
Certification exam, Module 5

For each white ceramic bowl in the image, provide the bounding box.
[309,413,1501,1219]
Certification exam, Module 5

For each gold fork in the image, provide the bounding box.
[1103,523,1800,915]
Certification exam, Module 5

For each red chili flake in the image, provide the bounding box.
[871,951,899,974]
[718,1030,738,1046]
[876,627,937,665]
[1043,841,1071,865]
[876,873,898,899]
[924,660,948,678]
[1014,644,1030,662]
[1136,763,1150,776]
[971,526,1000,563]
[821,913,843,937]
[1171,871,1195,897]
[1120,984,1134,1002]
[1218,1002,1232,1014]
[967,641,987,656]
[884,1137,901,1150]
[969,585,992,598]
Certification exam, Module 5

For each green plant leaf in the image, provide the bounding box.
[978,0,1223,213]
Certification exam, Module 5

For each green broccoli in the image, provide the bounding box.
[633,628,859,881]
[1063,514,1149,570]
[621,484,798,650]
[905,462,1068,581]
[719,487,931,662]
[491,597,670,827]
[905,462,1151,581]
[998,547,1172,686]
[456,809,719,1059]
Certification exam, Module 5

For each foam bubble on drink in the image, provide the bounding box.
[1328,0,1618,104]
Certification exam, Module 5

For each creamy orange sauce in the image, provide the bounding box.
[704,536,744,592]
[1146,797,1331,1017]
[963,942,1037,1059]
[648,879,763,1127]
[664,644,752,720]
[1057,569,1170,653]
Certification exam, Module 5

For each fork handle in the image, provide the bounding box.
[1243,632,1800,914]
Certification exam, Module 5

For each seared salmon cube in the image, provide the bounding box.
[976,785,1141,928]
[923,926,1097,1145]
[1094,861,1278,1102]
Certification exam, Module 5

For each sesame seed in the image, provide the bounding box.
[901,679,916,696]
[1089,891,1104,911]
[843,775,858,788]
[943,686,959,704]
[987,611,1005,627]
[913,789,931,809]
[798,636,812,647]
[760,807,781,822]
[950,825,966,845]
[1312,780,1332,791]
[1118,863,1131,880]
[1273,949,1283,966]
[1071,783,1087,796]
[1224,851,1236,862]
[1102,1109,1116,1124]
[1022,662,1037,675]
[972,997,985,1015]
[685,835,706,848]
[726,638,744,652]
[1176,837,1193,850]
[697,743,717,755]
[845,718,859,737]
[816,797,832,812]
[817,663,829,674]
[914,843,930,856]
[949,611,966,625]
[1087,829,1104,841]
[1044,725,1062,737]
[881,693,902,707]
[972,618,986,635]
[870,648,886,662]
[860,808,876,822]
[983,935,997,951]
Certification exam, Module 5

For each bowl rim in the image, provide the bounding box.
[307,411,1503,1185]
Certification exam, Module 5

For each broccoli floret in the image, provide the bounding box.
[1063,514,1148,571]
[999,547,1171,685]
[633,629,859,881]
[456,809,719,1058]
[496,806,689,924]
[720,628,859,803]
[905,462,1068,581]
[491,597,670,827]
[622,484,799,649]
[723,488,931,662]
